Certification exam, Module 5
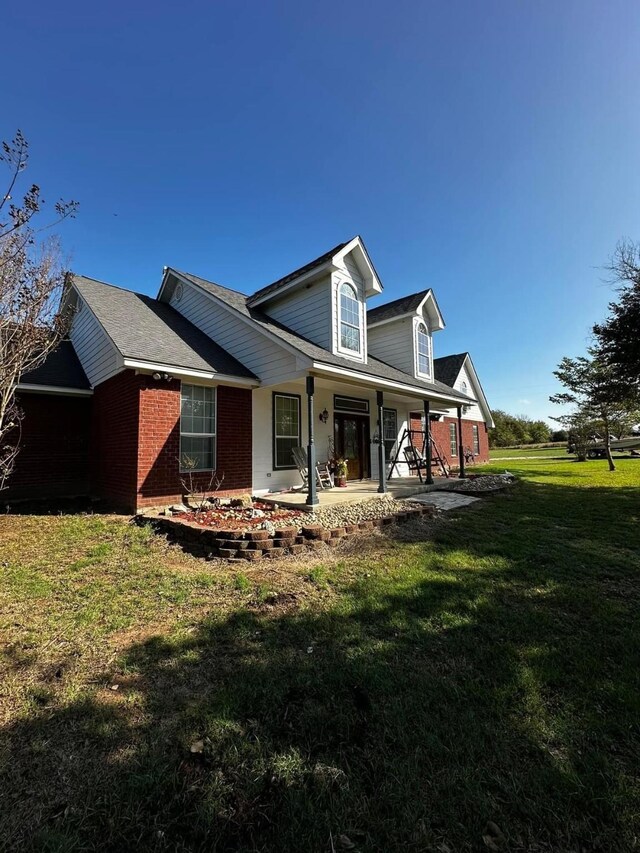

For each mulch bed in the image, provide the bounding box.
[175,501,305,531]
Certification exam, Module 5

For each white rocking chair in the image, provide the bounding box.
[292,446,333,490]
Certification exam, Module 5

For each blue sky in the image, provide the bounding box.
[4,1,640,423]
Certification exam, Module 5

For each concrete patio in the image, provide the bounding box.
[259,475,463,511]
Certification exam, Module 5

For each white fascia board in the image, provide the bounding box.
[246,261,336,308]
[167,271,315,364]
[417,290,445,331]
[122,358,259,387]
[334,237,383,296]
[16,383,93,396]
[310,361,471,405]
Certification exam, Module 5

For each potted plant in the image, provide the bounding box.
[335,458,348,487]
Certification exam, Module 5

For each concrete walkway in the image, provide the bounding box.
[407,491,480,511]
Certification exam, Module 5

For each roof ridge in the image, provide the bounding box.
[368,287,432,311]
[248,238,351,302]
[72,272,155,300]
[173,268,249,300]
[434,352,468,361]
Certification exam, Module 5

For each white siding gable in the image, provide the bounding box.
[367,313,434,381]
[441,361,485,422]
[453,362,484,421]
[367,316,414,375]
[169,280,299,385]
[263,275,332,350]
[69,298,121,387]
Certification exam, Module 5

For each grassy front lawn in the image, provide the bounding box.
[489,445,569,459]
[1,460,639,851]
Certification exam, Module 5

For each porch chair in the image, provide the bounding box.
[292,446,333,490]
[403,445,429,474]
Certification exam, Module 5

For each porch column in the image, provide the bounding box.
[376,390,386,493]
[306,375,319,506]
[424,399,434,485]
[457,405,465,479]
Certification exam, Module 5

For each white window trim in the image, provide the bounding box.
[273,392,302,470]
[472,424,480,455]
[336,277,364,360]
[449,423,457,457]
[414,318,432,379]
[180,383,217,472]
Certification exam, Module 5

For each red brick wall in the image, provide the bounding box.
[135,378,253,510]
[4,392,91,500]
[409,411,490,468]
[5,372,254,511]
[91,371,140,508]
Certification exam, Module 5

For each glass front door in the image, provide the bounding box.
[334,414,370,480]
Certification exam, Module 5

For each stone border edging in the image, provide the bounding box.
[135,504,437,562]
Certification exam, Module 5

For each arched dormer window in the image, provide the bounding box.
[460,380,468,395]
[416,322,431,376]
[339,282,361,354]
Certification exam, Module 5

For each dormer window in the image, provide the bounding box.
[460,380,468,395]
[339,282,361,354]
[416,322,431,377]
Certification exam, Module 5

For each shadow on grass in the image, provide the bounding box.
[1,478,639,852]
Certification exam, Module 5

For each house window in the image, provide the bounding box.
[449,423,457,457]
[382,408,397,458]
[416,323,431,376]
[473,424,480,455]
[460,380,468,395]
[180,384,216,471]
[339,282,361,353]
[273,393,301,469]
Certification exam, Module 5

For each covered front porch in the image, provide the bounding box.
[252,367,470,508]
[259,475,458,512]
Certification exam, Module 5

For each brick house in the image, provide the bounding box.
[10,237,493,512]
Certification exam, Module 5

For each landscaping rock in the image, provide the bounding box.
[231,494,253,508]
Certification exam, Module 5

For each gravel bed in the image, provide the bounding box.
[450,474,515,493]
[306,495,418,528]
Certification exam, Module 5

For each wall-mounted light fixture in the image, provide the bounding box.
[152,372,162,381]
[318,408,329,424]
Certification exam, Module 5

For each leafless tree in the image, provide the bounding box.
[0,130,78,489]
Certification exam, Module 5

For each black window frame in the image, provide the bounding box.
[382,407,397,458]
[272,392,302,470]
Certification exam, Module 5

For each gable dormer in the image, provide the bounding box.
[367,289,445,381]
[247,236,382,361]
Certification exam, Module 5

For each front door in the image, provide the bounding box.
[334,414,370,480]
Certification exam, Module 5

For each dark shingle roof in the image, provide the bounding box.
[71,275,257,380]
[247,240,349,305]
[173,269,470,402]
[367,290,432,325]
[20,340,90,390]
[434,353,468,387]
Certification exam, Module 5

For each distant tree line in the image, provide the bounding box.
[489,411,558,448]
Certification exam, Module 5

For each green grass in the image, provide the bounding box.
[489,445,569,459]
[1,459,639,851]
